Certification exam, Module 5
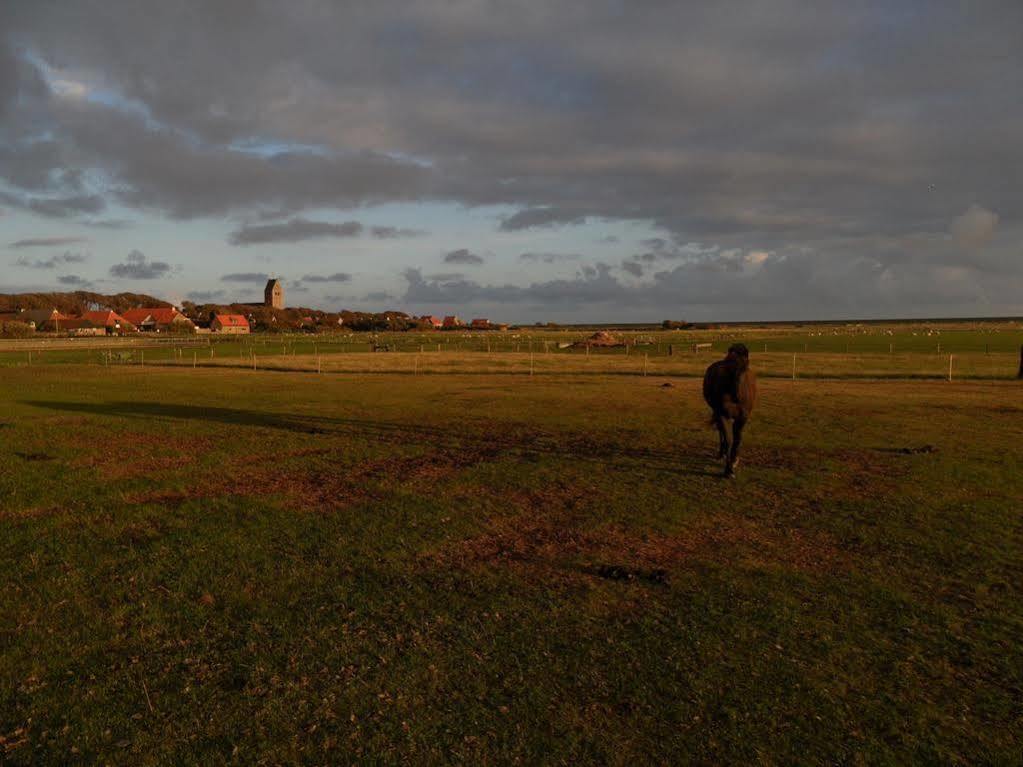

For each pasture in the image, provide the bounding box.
[1,338,1021,762]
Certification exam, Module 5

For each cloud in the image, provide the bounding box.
[951,204,999,249]
[10,236,88,248]
[57,274,92,287]
[186,289,227,301]
[519,252,582,264]
[621,260,644,277]
[499,208,587,231]
[229,217,363,245]
[221,272,271,282]
[14,251,88,269]
[443,248,484,265]
[301,272,352,283]
[26,194,106,218]
[370,225,425,239]
[362,291,394,302]
[108,250,172,279]
[81,219,133,229]
[2,3,1022,318]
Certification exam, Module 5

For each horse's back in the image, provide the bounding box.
[703,358,756,419]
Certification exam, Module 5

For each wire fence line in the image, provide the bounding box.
[4,349,1015,381]
[2,330,1021,380]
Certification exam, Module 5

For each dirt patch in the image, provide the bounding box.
[16,451,56,462]
[169,444,507,513]
[425,511,850,581]
[0,505,66,521]
[121,489,196,508]
[68,432,215,480]
[875,445,938,455]
[587,564,669,585]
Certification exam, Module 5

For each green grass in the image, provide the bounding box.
[1,366,1021,764]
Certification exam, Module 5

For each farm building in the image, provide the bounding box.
[58,318,106,337]
[121,308,196,333]
[20,308,71,331]
[443,315,464,329]
[422,315,443,329]
[211,314,250,334]
[470,318,491,329]
[80,310,135,335]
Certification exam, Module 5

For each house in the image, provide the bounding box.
[470,318,491,329]
[211,314,250,334]
[59,317,106,337]
[442,315,463,329]
[20,308,70,331]
[422,315,443,329]
[121,307,196,333]
[81,310,135,335]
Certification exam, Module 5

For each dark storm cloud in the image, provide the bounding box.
[301,272,352,283]
[14,251,87,269]
[519,252,582,264]
[109,250,171,279]
[3,1,1022,315]
[229,218,363,245]
[81,219,133,229]
[370,226,425,239]
[7,194,107,219]
[443,249,484,265]
[221,272,271,283]
[499,208,587,231]
[10,236,88,248]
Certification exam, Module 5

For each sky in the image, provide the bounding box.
[1,1,1020,323]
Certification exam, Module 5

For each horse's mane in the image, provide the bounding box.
[726,343,750,373]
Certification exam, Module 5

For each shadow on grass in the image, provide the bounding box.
[22,399,723,478]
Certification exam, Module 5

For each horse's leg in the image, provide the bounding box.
[726,415,747,477]
[713,413,729,459]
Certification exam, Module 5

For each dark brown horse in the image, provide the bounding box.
[703,343,757,477]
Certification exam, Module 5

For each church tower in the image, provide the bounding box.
[264,278,283,309]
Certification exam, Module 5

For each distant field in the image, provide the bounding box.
[1,320,1021,380]
[1,365,1021,763]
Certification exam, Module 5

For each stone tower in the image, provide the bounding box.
[264,278,283,309]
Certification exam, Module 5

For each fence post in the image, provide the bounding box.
[530,351,534,376]
[193,352,196,368]
[792,353,796,380]
[643,353,647,376]
[948,354,953,382]
[1017,345,1022,379]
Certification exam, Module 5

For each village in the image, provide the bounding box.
[0,278,508,337]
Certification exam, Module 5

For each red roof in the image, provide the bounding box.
[81,310,129,327]
[122,307,187,325]
[213,314,249,327]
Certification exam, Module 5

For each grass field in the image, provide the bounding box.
[2,321,1022,382]
[2,363,1022,763]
